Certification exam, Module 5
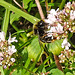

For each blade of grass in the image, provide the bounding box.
[11,24,19,31]
[23,58,31,73]
[17,37,34,50]
[0,67,5,75]
[0,0,40,24]
[69,0,72,2]
[59,0,66,10]
[2,9,10,37]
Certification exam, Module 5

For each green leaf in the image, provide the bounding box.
[23,0,31,9]
[0,0,40,24]
[28,1,33,12]
[69,0,73,2]
[73,71,75,75]
[22,47,28,62]
[50,69,64,75]
[47,39,64,55]
[27,37,44,61]
[36,63,44,72]
[10,13,20,24]
[66,72,73,75]
[12,69,23,75]
[59,0,66,10]
[0,67,5,75]
[72,62,75,68]
[2,9,10,37]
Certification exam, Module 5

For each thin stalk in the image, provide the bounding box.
[35,0,45,19]
[2,9,10,37]
[59,0,66,10]
[49,0,54,11]
[54,55,63,72]
[13,0,27,13]
[45,0,48,15]
[0,67,5,75]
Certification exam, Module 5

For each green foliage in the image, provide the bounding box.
[0,0,40,24]
[50,69,64,75]
[23,0,31,9]
[0,0,75,75]
[0,67,5,75]
[47,39,64,55]
[66,72,73,75]
[27,37,44,61]
[12,69,24,75]
[2,9,10,37]
[10,13,20,25]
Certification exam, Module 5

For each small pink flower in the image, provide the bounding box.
[65,2,71,9]
[47,14,57,24]
[0,57,3,61]
[70,10,75,20]
[0,31,5,42]
[49,9,57,16]
[11,58,15,62]
[56,23,64,34]
[4,65,7,69]
[8,45,17,55]
[8,33,18,44]
[49,23,64,34]
[0,52,3,56]
[61,38,71,50]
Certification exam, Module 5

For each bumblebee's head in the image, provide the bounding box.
[33,20,48,35]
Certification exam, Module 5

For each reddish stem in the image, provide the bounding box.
[45,0,48,15]
[35,0,45,19]
[54,55,63,72]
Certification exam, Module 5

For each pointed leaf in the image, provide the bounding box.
[50,69,64,75]
[47,39,64,55]
[27,37,44,61]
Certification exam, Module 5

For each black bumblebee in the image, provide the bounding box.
[33,20,52,43]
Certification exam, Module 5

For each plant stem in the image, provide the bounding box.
[35,0,45,19]
[2,9,10,38]
[54,55,63,72]
[59,0,66,10]
[48,0,54,11]
[45,0,48,15]
[13,0,27,13]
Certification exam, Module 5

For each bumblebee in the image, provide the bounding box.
[33,20,52,43]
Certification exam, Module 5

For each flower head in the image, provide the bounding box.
[10,58,15,62]
[0,52,3,56]
[61,38,71,50]
[4,65,7,69]
[0,31,17,69]
[8,33,18,44]
[65,2,71,9]
[70,10,75,20]
[0,31,5,42]
[8,45,17,55]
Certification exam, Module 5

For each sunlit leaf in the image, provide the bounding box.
[10,13,20,24]
[47,39,64,55]
[27,37,44,61]
[23,0,31,9]
[66,72,73,75]
[50,69,64,75]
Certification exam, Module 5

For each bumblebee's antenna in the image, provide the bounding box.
[35,0,45,19]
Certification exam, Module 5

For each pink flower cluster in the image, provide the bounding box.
[44,1,75,68]
[58,49,75,69]
[45,1,75,40]
[0,31,18,69]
